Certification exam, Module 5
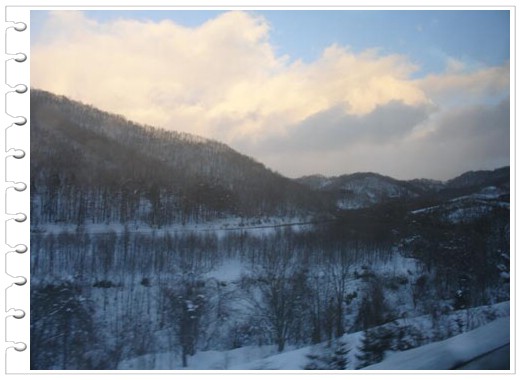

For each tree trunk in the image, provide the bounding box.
[277,339,285,352]
[182,346,188,367]
[336,302,344,338]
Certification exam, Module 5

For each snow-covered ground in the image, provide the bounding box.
[206,259,244,282]
[364,317,509,370]
[117,302,510,370]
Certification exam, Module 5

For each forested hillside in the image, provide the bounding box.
[30,90,510,370]
[30,90,328,227]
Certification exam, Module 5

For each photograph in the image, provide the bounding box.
[28,9,510,370]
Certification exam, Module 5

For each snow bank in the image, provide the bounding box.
[363,317,510,370]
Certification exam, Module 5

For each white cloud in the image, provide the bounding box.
[32,11,427,140]
[416,61,509,106]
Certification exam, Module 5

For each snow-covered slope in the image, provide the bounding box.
[364,317,509,370]
[117,301,509,370]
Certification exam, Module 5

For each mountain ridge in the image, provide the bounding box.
[30,89,329,226]
[30,89,509,221]
[296,167,509,210]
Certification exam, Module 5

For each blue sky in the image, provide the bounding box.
[32,9,509,75]
[30,10,510,179]
[262,10,509,75]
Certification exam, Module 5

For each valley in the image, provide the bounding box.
[29,90,510,370]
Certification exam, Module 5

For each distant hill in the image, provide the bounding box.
[445,167,510,191]
[296,167,509,211]
[297,172,426,209]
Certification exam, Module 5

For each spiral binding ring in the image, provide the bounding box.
[6,148,25,159]
[11,84,27,94]
[12,342,27,352]
[12,182,26,191]
[6,308,25,319]
[6,115,27,126]
[12,213,26,223]
[12,276,27,286]
[11,244,27,254]
[12,22,27,32]
[13,116,26,126]
[13,53,26,63]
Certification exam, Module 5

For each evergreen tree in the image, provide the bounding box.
[330,340,350,370]
[30,283,96,369]
[305,349,326,370]
[356,326,394,369]
[394,324,424,351]
[304,340,350,370]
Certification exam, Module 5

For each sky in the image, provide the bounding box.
[30,9,510,180]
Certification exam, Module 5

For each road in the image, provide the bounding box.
[31,219,335,236]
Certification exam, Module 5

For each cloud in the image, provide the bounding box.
[247,101,434,153]
[31,11,510,180]
[32,11,279,134]
[251,98,509,180]
[400,98,510,179]
[31,11,427,140]
[416,62,509,106]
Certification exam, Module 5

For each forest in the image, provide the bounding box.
[30,90,510,370]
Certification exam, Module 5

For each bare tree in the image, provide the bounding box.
[327,249,352,338]
[247,245,302,352]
